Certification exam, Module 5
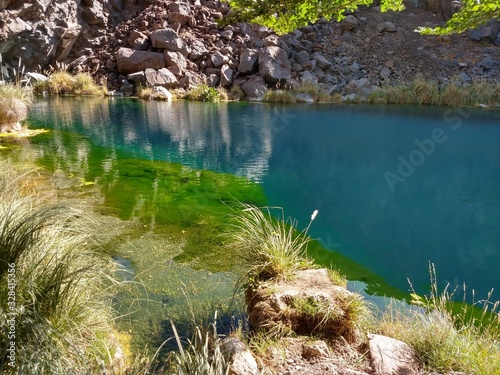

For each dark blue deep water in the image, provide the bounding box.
[29,97,500,300]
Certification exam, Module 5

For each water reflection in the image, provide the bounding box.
[28,98,500,301]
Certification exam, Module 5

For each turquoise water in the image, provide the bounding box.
[28,97,500,301]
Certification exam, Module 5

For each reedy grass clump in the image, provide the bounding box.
[226,204,316,285]
[369,79,500,107]
[0,82,32,132]
[34,71,104,96]
[0,164,120,374]
[186,84,228,102]
[168,316,229,375]
[263,89,296,103]
[378,264,500,375]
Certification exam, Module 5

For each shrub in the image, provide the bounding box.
[0,163,120,374]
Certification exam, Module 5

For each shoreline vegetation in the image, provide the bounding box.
[0,68,496,113]
[40,71,500,107]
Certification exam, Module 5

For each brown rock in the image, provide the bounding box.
[116,48,165,74]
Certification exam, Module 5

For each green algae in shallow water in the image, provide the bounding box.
[29,129,410,296]
[31,130,267,272]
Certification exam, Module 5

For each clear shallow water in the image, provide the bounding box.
[29,97,500,300]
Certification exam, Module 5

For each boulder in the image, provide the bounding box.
[296,93,315,103]
[221,337,259,375]
[168,2,191,15]
[258,46,292,84]
[220,64,234,86]
[152,86,173,101]
[241,75,268,100]
[188,39,209,60]
[312,53,333,70]
[368,334,420,375]
[211,51,228,68]
[300,70,318,84]
[345,78,375,100]
[150,28,191,56]
[116,48,165,74]
[302,340,331,359]
[164,51,187,73]
[168,12,191,26]
[380,67,391,78]
[127,71,146,85]
[238,49,259,75]
[145,68,178,88]
[246,269,365,341]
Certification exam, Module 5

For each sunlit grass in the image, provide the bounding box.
[0,162,121,374]
[369,79,499,107]
[186,84,228,102]
[0,83,32,132]
[378,264,500,375]
[34,71,104,96]
[225,204,316,285]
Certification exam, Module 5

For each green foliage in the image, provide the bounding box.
[417,0,499,35]
[0,163,120,374]
[223,0,404,34]
[379,264,500,375]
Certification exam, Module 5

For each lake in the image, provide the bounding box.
[25,97,500,303]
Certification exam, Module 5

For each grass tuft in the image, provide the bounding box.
[0,162,121,374]
[168,316,229,375]
[33,71,104,96]
[0,83,32,132]
[186,84,228,102]
[225,204,315,285]
[378,264,500,375]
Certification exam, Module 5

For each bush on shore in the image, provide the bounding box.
[0,83,32,132]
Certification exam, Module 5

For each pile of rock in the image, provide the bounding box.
[1,0,499,101]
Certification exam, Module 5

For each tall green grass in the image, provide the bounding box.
[369,79,500,107]
[379,264,500,375]
[225,204,316,285]
[0,163,121,374]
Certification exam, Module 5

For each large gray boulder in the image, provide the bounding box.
[220,64,233,86]
[258,46,292,84]
[116,48,165,74]
[241,75,268,101]
[145,68,178,89]
[150,28,191,56]
[238,49,259,75]
[164,51,187,73]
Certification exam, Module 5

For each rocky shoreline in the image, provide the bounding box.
[1,1,499,101]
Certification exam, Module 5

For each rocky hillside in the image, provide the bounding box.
[1,0,499,99]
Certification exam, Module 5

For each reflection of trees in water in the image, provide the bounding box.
[32,98,274,182]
